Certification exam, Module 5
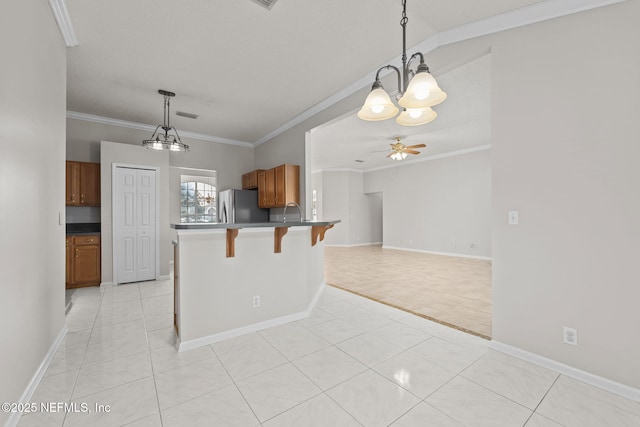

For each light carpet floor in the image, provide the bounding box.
[324,245,492,339]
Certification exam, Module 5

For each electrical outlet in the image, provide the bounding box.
[470,243,476,250]
[563,326,578,346]
[252,295,260,308]
[508,210,519,225]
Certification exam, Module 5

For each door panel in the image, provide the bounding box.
[136,169,156,281]
[123,237,135,273]
[115,167,157,284]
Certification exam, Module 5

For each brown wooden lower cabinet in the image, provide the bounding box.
[66,234,101,288]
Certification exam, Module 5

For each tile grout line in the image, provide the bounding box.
[523,374,562,427]
[137,283,165,427]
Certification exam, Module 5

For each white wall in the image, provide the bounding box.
[319,171,383,246]
[487,1,640,389]
[0,1,66,425]
[364,149,492,258]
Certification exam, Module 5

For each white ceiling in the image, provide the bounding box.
[65,0,545,146]
[63,1,618,171]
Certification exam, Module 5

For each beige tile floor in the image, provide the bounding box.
[16,280,640,426]
[325,245,493,339]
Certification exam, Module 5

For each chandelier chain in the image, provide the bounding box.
[401,0,408,28]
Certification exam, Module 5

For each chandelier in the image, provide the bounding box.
[142,90,189,152]
[357,0,447,126]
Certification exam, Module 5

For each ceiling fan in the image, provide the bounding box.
[385,137,426,160]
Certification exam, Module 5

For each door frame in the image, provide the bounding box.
[112,163,161,285]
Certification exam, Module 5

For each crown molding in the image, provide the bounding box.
[254,0,627,147]
[319,168,364,174]
[66,111,254,148]
[49,0,78,47]
[363,145,491,173]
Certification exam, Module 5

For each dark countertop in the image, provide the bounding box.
[171,219,340,230]
[66,222,101,235]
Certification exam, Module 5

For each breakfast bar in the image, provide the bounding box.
[171,220,339,351]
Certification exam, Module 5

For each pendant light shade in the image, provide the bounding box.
[398,70,447,109]
[357,84,399,121]
[395,107,437,126]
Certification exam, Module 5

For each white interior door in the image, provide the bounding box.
[115,166,157,284]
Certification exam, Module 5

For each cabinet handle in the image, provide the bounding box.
[71,194,75,202]
[81,194,85,203]
[75,248,79,258]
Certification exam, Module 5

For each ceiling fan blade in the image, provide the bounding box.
[405,149,421,155]
[386,152,394,158]
[405,144,426,149]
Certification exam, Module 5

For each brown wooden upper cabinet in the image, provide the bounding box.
[241,169,264,190]
[66,161,100,206]
[256,164,299,208]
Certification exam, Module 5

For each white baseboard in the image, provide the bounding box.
[325,242,382,248]
[383,245,492,261]
[158,275,171,281]
[490,340,640,402]
[100,281,114,288]
[5,326,68,427]
[177,283,326,352]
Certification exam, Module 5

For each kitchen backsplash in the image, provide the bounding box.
[66,206,101,223]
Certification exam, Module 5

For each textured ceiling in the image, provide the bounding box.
[65,0,544,145]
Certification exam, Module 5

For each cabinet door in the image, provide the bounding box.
[65,237,73,284]
[65,162,79,205]
[79,162,101,206]
[257,171,267,207]
[265,168,276,207]
[273,164,300,207]
[285,164,300,206]
[73,244,100,284]
[241,173,251,190]
[274,165,285,207]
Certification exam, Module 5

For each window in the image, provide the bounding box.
[180,176,216,223]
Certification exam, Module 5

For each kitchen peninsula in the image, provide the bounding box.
[171,220,339,351]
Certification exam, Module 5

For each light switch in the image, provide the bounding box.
[508,211,519,225]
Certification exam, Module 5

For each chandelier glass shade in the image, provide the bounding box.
[357,0,446,126]
[142,90,189,152]
[395,107,437,126]
[358,84,399,121]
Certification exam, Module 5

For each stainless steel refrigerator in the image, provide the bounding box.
[218,189,269,223]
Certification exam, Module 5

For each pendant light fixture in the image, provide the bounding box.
[142,90,189,152]
[358,0,446,126]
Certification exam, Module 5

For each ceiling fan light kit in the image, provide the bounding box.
[358,0,446,126]
[386,137,426,161]
[142,90,190,152]
[390,151,408,161]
